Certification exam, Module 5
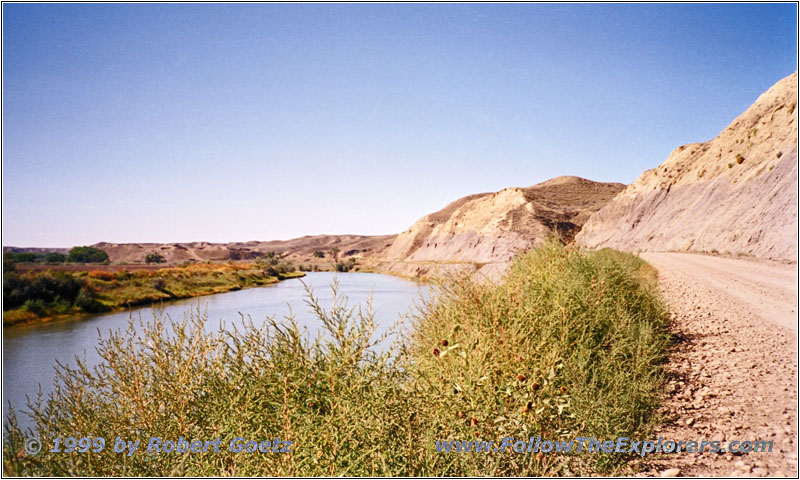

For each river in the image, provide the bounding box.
[3,272,428,428]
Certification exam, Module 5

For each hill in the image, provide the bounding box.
[90,235,396,266]
[576,72,798,261]
[375,176,625,278]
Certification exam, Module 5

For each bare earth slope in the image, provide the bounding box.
[639,253,797,477]
[375,176,624,279]
[577,72,798,262]
[93,234,396,265]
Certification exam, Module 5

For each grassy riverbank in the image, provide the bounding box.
[2,263,304,327]
[3,239,669,476]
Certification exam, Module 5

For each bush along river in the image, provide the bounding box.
[3,272,429,429]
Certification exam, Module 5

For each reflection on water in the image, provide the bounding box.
[3,272,428,428]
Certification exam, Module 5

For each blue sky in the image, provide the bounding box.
[2,3,797,247]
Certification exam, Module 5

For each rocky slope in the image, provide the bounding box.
[375,176,625,279]
[577,72,798,262]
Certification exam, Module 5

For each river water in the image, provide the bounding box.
[2,272,428,427]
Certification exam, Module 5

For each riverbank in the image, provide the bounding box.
[4,240,670,476]
[2,263,305,327]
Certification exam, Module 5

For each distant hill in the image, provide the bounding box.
[5,174,626,277]
[374,176,625,279]
[576,72,798,262]
[90,235,397,265]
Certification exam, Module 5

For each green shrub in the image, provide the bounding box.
[3,252,16,272]
[13,252,38,263]
[260,259,297,277]
[335,258,357,272]
[3,272,23,308]
[152,278,167,291]
[50,298,73,315]
[45,252,66,264]
[145,252,167,264]
[23,298,46,316]
[3,272,85,310]
[67,246,109,264]
[404,240,669,475]
[74,287,108,313]
[735,153,744,164]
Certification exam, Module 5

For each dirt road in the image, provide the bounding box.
[638,252,797,477]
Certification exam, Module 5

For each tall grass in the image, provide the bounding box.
[3,239,669,476]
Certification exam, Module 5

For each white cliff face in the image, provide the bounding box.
[378,177,625,279]
[577,72,798,262]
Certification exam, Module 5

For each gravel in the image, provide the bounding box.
[638,252,797,477]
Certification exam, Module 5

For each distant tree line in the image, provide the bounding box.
[66,247,110,263]
[5,251,67,265]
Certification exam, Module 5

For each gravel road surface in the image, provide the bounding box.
[638,252,797,477]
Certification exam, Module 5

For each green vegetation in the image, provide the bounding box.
[404,240,668,475]
[3,252,16,272]
[3,240,669,476]
[67,246,110,264]
[728,162,734,169]
[3,251,67,266]
[335,257,358,272]
[11,252,37,263]
[145,252,167,264]
[735,153,744,164]
[45,252,67,264]
[255,251,299,277]
[2,262,303,326]
[3,271,83,309]
[777,151,783,159]
[313,250,325,258]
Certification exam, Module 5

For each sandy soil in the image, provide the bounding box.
[638,252,798,477]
